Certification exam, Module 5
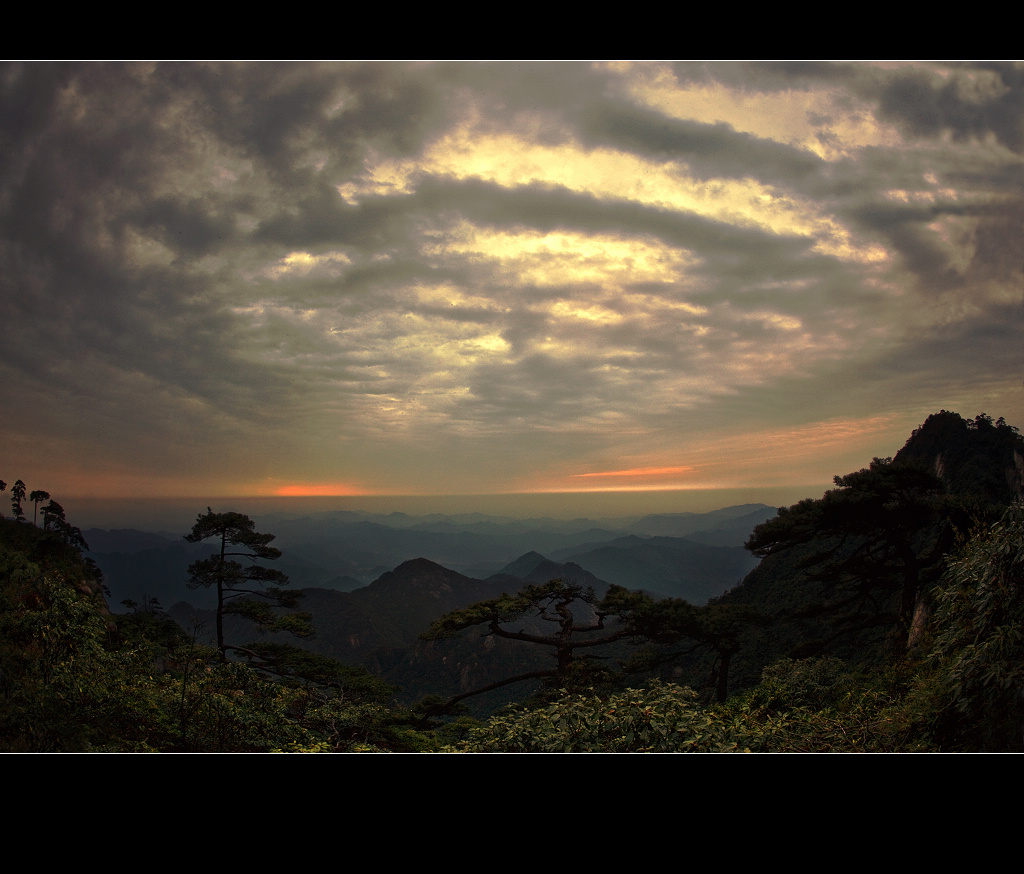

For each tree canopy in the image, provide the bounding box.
[745,457,951,655]
[9,480,25,522]
[28,490,49,526]
[422,579,651,706]
[185,510,311,662]
[423,578,766,708]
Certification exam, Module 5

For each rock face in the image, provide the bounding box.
[894,411,1024,506]
[703,411,1024,693]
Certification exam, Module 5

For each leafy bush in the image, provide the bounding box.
[928,503,1024,750]
[448,681,754,752]
[750,656,850,712]
[446,659,943,753]
[0,517,431,752]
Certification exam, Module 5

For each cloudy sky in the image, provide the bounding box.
[2,62,1022,506]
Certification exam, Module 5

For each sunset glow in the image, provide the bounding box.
[273,484,369,497]
[573,466,696,478]
[1,62,1020,507]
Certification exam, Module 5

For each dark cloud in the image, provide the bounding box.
[574,102,824,183]
[876,63,1024,153]
[1,62,1021,499]
[670,61,865,93]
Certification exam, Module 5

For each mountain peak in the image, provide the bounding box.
[895,411,1024,505]
[372,557,474,590]
[499,551,549,578]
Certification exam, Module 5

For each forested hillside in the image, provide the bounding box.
[4,411,1024,752]
[0,502,434,751]
[704,412,1024,693]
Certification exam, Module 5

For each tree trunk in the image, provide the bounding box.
[216,532,226,660]
[716,648,733,703]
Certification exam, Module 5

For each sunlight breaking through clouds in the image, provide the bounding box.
[434,225,703,288]
[342,126,879,262]
[268,250,353,277]
[616,62,905,161]
[1,62,1021,499]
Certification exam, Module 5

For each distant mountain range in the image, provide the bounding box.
[88,502,775,709]
[81,410,1024,717]
[88,502,775,612]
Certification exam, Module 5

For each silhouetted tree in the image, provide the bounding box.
[185,509,310,661]
[38,499,88,552]
[746,457,949,655]
[423,580,763,707]
[40,499,65,530]
[422,579,653,707]
[627,599,768,702]
[10,480,26,522]
[29,490,50,526]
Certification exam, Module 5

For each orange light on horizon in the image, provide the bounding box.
[572,466,695,478]
[274,483,369,497]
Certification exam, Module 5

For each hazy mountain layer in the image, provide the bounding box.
[91,503,775,612]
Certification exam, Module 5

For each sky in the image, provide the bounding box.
[1,61,1022,511]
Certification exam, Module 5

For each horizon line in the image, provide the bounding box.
[63,483,832,501]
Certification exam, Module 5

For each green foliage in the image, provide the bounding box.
[447,654,946,753]
[0,560,172,752]
[717,684,933,753]
[0,513,427,752]
[448,681,749,753]
[168,645,433,752]
[749,656,850,712]
[928,503,1024,750]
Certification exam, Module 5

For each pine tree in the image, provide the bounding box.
[185,509,310,661]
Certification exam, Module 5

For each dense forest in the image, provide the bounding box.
[3,410,1024,752]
